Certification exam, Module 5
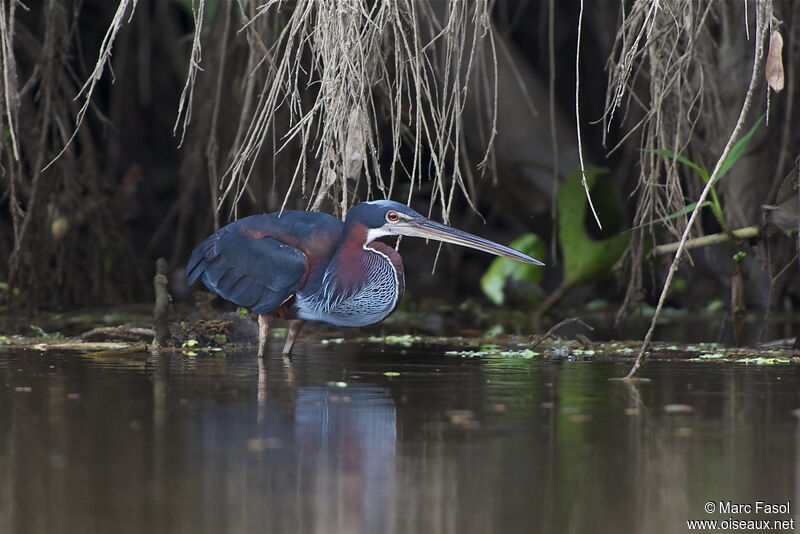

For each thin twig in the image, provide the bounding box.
[759,253,798,342]
[0,0,20,162]
[173,0,204,147]
[575,0,602,230]
[529,317,594,349]
[651,226,759,256]
[43,0,138,171]
[548,0,559,263]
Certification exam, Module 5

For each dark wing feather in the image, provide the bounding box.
[186,220,308,314]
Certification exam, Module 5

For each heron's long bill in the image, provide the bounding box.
[398,217,545,266]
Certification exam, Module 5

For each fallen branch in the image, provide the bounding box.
[80,326,155,340]
[651,226,759,256]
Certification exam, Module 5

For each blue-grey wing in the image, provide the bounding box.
[186,222,307,314]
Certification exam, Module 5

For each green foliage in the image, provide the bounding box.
[482,324,505,338]
[718,115,764,180]
[481,167,632,309]
[649,115,764,230]
[654,201,712,225]
[671,277,688,295]
[29,324,64,339]
[480,234,546,305]
[559,167,630,286]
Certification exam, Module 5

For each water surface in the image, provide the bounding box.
[1,343,798,533]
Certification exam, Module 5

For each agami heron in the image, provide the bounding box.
[186,200,543,357]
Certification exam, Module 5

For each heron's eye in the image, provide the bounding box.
[386,210,399,222]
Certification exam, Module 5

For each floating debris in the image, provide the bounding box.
[734,357,792,365]
[444,350,487,357]
[444,348,539,359]
[366,334,423,347]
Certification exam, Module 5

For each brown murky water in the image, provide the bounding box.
[1,343,798,534]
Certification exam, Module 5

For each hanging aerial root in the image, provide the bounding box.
[624,1,771,380]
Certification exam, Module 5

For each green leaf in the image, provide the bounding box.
[480,233,546,305]
[30,324,47,337]
[646,148,708,180]
[715,114,764,183]
[658,201,712,224]
[559,167,631,286]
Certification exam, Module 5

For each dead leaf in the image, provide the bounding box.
[766,31,784,93]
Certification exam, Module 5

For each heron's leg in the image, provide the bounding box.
[282,319,306,355]
[258,314,271,358]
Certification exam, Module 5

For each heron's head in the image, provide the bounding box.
[346,200,544,266]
